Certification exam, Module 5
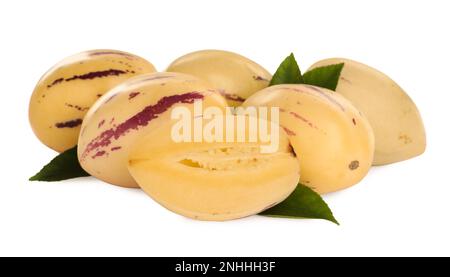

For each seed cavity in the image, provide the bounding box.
[178,147,275,171]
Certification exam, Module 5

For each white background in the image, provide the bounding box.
[0,0,449,257]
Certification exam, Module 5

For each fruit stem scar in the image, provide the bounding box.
[398,134,412,144]
[349,160,359,170]
[81,92,205,160]
[55,118,83,128]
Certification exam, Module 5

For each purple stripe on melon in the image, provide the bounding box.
[253,75,269,82]
[47,69,130,89]
[98,119,105,128]
[304,85,345,111]
[65,103,89,111]
[111,146,122,151]
[47,78,64,88]
[340,76,352,84]
[128,92,140,100]
[81,92,204,160]
[122,75,175,88]
[218,89,245,102]
[290,111,318,129]
[278,85,345,112]
[281,126,296,136]
[66,69,128,81]
[55,118,83,128]
[91,151,106,159]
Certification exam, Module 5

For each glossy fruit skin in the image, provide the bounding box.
[78,72,227,188]
[166,49,272,106]
[29,49,156,152]
[308,58,426,165]
[243,84,375,194]
[128,115,299,221]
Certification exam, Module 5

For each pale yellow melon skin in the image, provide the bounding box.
[78,72,227,188]
[243,84,374,194]
[29,49,156,152]
[128,115,299,221]
[166,50,272,106]
[308,58,426,165]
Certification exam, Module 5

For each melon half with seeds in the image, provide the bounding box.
[128,115,300,221]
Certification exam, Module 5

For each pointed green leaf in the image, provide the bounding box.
[29,146,90,181]
[303,63,344,91]
[259,183,339,224]
[269,53,304,86]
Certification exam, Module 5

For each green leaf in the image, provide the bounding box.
[29,146,90,181]
[269,53,304,86]
[259,183,339,225]
[303,63,344,91]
